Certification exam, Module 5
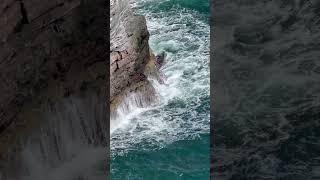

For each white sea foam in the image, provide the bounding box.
[111,0,210,156]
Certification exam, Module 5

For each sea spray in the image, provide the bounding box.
[110,82,159,134]
[4,92,107,180]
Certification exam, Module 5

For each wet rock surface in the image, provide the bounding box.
[212,0,320,179]
[110,0,157,108]
[0,0,107,179]
[155,51,166,70]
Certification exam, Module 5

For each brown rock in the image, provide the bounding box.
[110,0,156,104]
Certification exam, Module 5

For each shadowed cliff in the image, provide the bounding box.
[0,0,108,179]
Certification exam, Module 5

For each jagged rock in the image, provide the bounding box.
[110,0,157,107]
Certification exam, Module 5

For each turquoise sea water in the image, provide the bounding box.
[111,0,210,179]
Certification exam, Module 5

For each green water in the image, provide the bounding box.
[112,134,209,179]
[111,0,210,179]
[141,0,210,17]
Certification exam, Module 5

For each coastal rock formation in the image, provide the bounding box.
[0,0,107,179]
[0,0,156,178]
[110,0,158,113]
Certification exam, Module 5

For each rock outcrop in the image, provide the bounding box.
[0,0,108,179]
[110,0,158,114]
[0,0,156,177]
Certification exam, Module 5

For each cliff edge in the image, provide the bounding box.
[110,0,158,114]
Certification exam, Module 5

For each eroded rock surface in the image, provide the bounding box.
[110,0,157,110]
[0,0,107,179]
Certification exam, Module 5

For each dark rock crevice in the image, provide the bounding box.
[13,0,29,33]
[19,0,29,24]
[31,2,65,23]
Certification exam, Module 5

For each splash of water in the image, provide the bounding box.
[3,92,107,180]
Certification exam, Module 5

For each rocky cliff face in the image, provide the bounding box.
[110,0,158,114]
[0,0,107,179]
[0,0,156,178]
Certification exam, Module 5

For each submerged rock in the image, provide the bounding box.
[155,51,167,70]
